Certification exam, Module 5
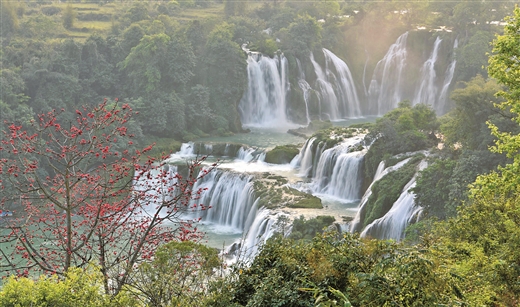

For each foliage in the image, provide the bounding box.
[212,232,464,306]
[62,5,77,30]
[440,75,507,151]
[412,157,456,219]
[456,31,494,80]
[279,14,322,59]
[364,102,438,181]
[127,241,221,307]
[362,155,423,228]
[0,0,19,37]
[202,22,247,133]
[429,8,520,306]
[288,215,335,241]
[0,101,214,294]
[254,176,322,210]
[0,266,137,307]
[311,127,361,149]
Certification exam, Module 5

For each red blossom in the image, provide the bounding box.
[0,100,215,293]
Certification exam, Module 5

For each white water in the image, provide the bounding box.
[190,169,257,232]
[296,58,312,125]
[310,52,340,120]
[239,53,291,128]
[230,208,285,261]
[413,36,442,108]
[360,160,427,241]
[367,32,409,115]
[239,33,459,128]
[322,49,362,118]
[349,158,411,233]
[309,137,365,201]
[437,39,459,114]
[155,126,434,257]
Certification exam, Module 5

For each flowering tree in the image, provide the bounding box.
[0,100,214,294]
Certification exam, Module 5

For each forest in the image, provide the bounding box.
[1,0,520,306]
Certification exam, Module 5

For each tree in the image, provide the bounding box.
[481,6,520,195]
[0,266,137,307]
[119,33,171,96]
[0,100,214,295]
[430,8,520,305]
[215,232,463,307]
[128,241,220,306]
[279,14,322,59]
[0,0,19,37]
[363,102,438,180]
[62,4,77,30]
[203,22,247,133]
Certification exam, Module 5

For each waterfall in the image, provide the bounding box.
[293,135,366,200]
[367,32,409,115]
[296,58,312,125]
[360,160,427,241]
[311,142,365,201]
[350,158,411,233]
[322,49,362,118]
[236,146,256,162]
[133,165,182,219]
[238,32,459,127]
[295,137,317,177]
[238,53,290,127]
[310,52,340,120]
[413,36,443,107]
[237,208,281,260]
[190,169,257,232]
[308,49,362,120]
[437,39,459,114]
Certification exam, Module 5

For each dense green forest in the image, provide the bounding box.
[2,0,520,306]
[0,0,512,143]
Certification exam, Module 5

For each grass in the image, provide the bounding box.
[174,4,225,21]
[17,1,266,43]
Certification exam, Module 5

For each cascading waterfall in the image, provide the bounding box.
[311,139,365,201]
[190,169,257,232]
[238,53,290,127]
[293,137,327,178]
[236,146,256,162]
[296,58,312,124]
[310,52,340,120]
[437,39,459,114]
[367,32,409,115]
[350,158,411,233]
[322,49,362,118]
[294,137,316,177]
[134,165,180,218]
[235,208,283,260]
[360,160,428,241]
[239,32,460,127]
[413,36,443,107]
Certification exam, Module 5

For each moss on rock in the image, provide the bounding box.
[253,173,322,209]
[264,145,301,164]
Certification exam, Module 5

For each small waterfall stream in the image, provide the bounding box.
[413,36,443,107]
[437,39,459,114]
[360,160,428,240]
[296,58,312,125]
[310,52,340,120]
[349,158,411,234]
